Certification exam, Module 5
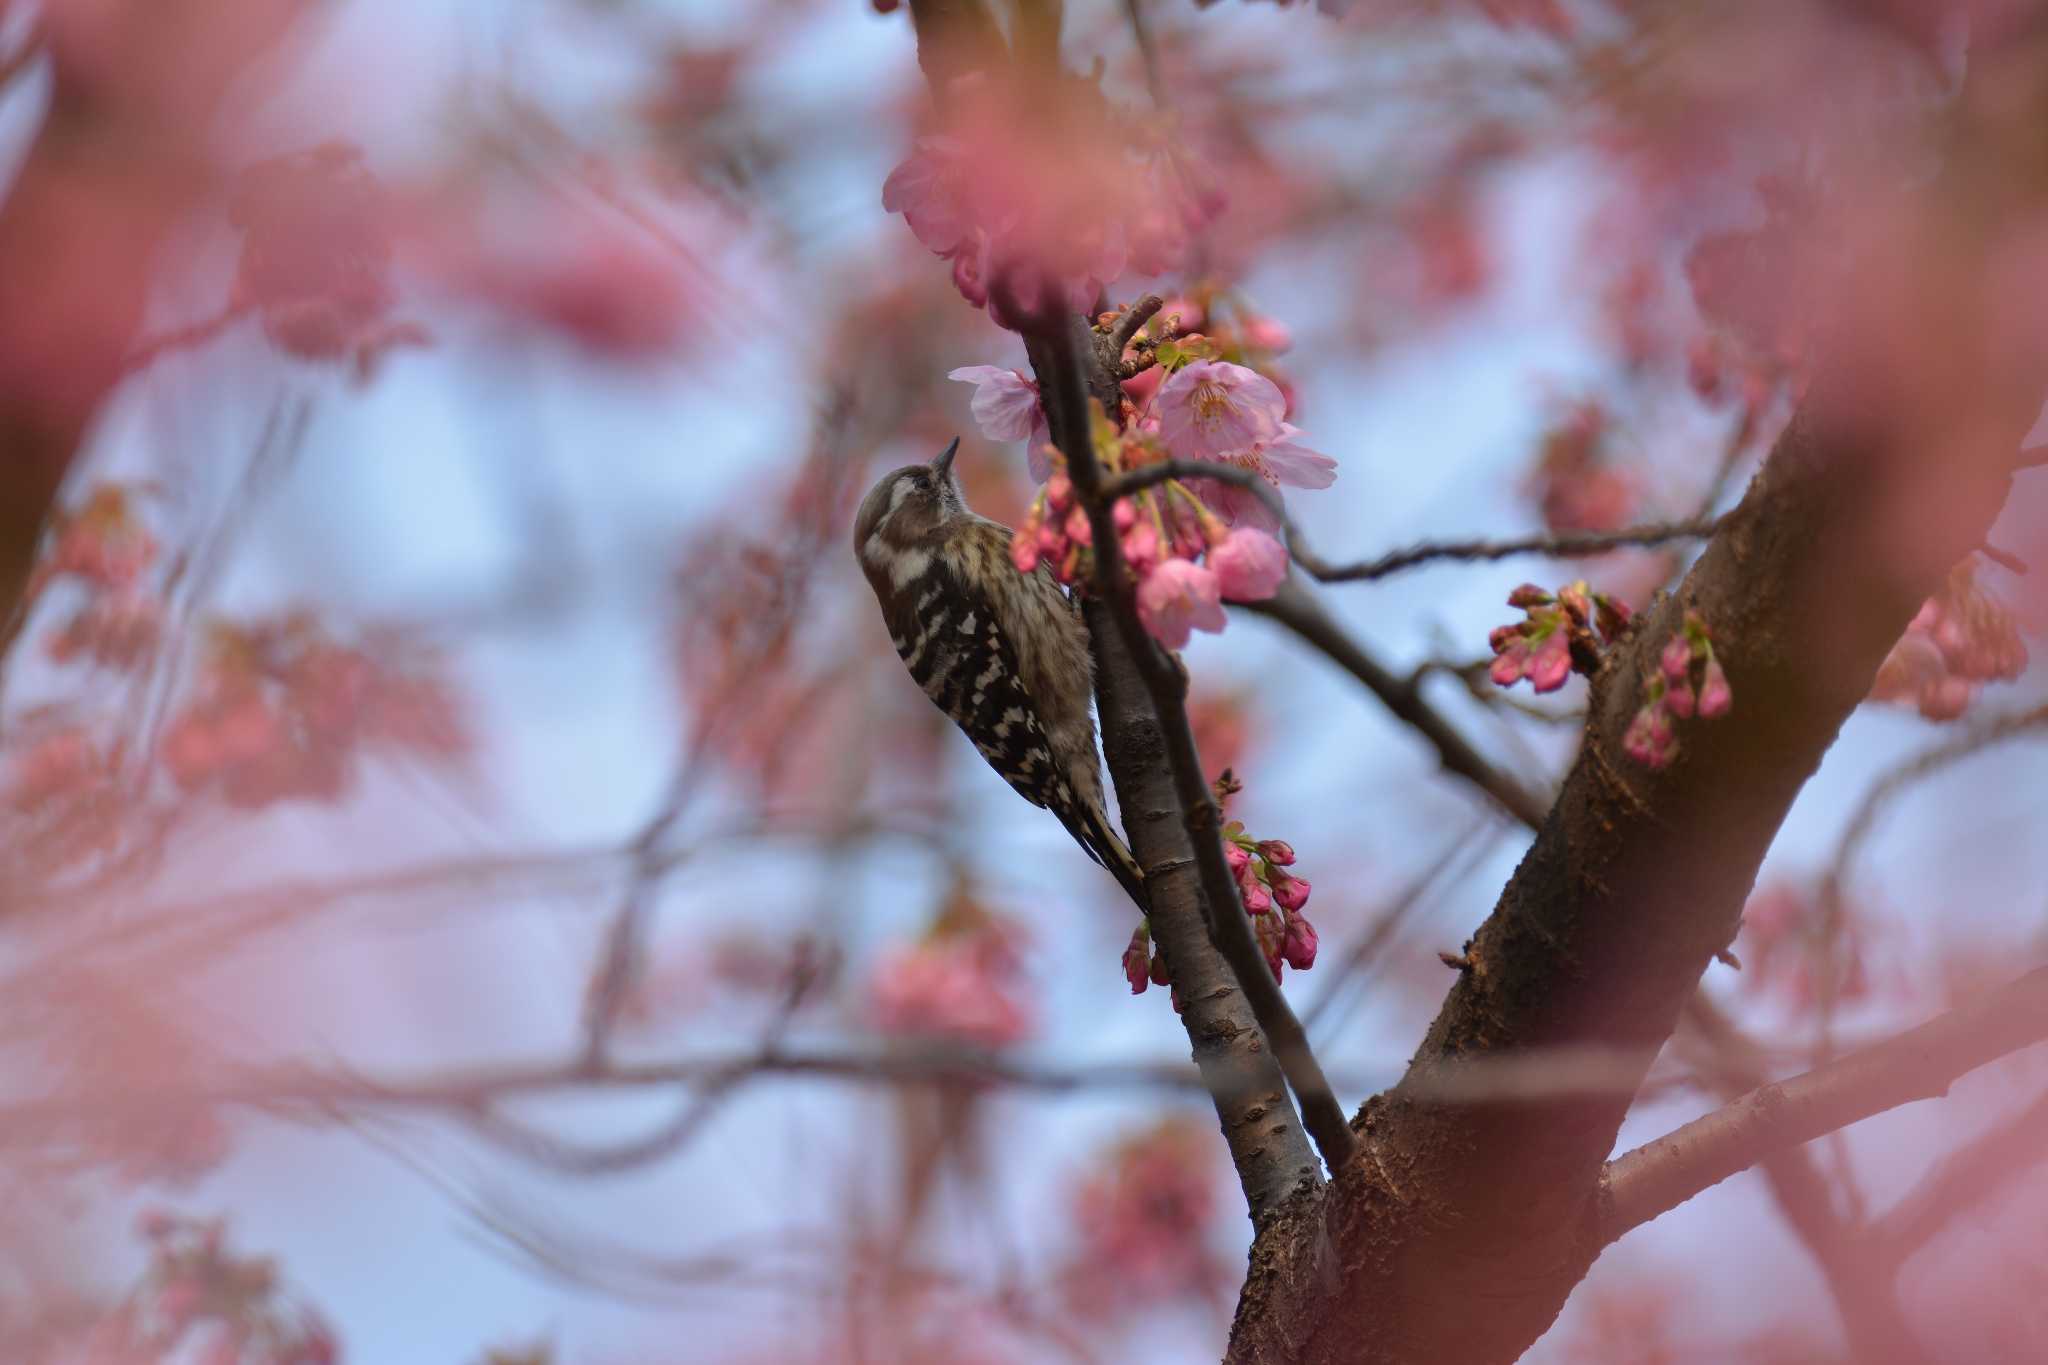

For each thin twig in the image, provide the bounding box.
[1096,459,1723,583]
[1237,582,1552,831]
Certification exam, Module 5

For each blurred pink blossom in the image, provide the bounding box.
[1136,557,1226,649]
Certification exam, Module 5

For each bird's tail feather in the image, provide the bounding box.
[1074,799,1148,913]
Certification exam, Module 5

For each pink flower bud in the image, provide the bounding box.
[1488,623,1524,654]
[1490,639,1531,687]
[1528,631,1572,693]
[1624,703,1675,769]
[1224,841,1250,874]
[1240,314,1293,353]
[1238,864,1272,914]
[1123,925,1151,995]
[1122,520,1163,575]
[1255,839,1295,866]
[1281,913,1318,971]
[1698,657,1732,717]
[1663,676,1696,718]
[1272,872,1310,912]
[1065,504,1093,547]
[1507,583,1552,609]
[1046,472,1074,511]
[1660,635,1693,682]
[1922,676,1973,720]
[1112,497,1138,532]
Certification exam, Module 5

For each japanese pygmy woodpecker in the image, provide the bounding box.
[854,439,1146,911]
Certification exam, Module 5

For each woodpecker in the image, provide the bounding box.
[854,439,1146,911]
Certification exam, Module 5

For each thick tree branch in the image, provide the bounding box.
[1230,204,2048,1365]
[1601,966,2048,1243]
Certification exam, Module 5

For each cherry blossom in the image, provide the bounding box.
[1207,526,1289,600]
[947,365,1049,458]
[1135,557,1227,650]
[1157,360,1288,463]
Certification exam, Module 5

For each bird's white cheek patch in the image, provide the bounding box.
[887,546,932,588]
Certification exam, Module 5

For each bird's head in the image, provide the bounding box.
[853,438,966,563]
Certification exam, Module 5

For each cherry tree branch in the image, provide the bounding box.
[1600,966,2048,1243]
[1674,994,1929,1363]
[1096,459,1724,583]
[1026,297,1354,1180]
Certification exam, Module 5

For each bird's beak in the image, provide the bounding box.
[931,437,960,480]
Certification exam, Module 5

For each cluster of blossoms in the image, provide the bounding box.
[1121,817,1316,997]
[1488,580,1633,693]
[1870,558,2029,720]
[883,72,1222,330]
[955,312,1336,648]
[163,616,468,807]
[1625,609,1733,768]
[29,484,164,671]
[869,892,1034,1048]
[1062,1118,1227,1318]
[78,1212,337,1365]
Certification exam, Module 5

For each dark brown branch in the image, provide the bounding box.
[1237,581,1551,831]
[1230,261,2047,1363]
[1096,459,1723,583]
[1025,299,1356,1176]
[1601,966,2048,1243]
[1105,292,1165,361]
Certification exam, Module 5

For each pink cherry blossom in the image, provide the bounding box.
[1208,527,1288,601]
[1135,558,1226,649]
[1157,361,1287,463]
[1272,871,1310,912]
[1207,424,1340,531]
[947,365,1049,454]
